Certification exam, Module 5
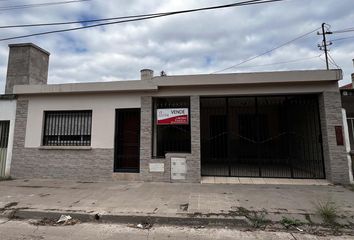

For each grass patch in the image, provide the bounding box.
[236,207,250,216]
[247,209,270,228]
[280,217,305,229]
[316,201,339,226]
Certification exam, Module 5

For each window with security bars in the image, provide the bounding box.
[0,121,10,148]
[43,110,92,146]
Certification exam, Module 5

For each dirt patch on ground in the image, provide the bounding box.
[4,202,18,209]
[30,218,80,226]
[184,207,354,236]
[0,202,19,212]
[16,186,61,189]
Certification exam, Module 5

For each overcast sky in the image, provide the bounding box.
[0,0,353,93]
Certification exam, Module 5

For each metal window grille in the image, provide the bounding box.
[43,110,92,146]
[347,118,354,150]
[0,121,10,177]
[0,121,9,148]
[152,97,191,157]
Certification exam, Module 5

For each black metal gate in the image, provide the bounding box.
[0,121,10,177]
[200,95,325,179]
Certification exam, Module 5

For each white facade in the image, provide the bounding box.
[0,99,17,177]
[24,93,140,149]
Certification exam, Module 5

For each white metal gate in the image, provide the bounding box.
[0,121,10,177]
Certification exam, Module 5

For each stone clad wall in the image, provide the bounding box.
[10,99,114,181]
[139,96,201,183]
[319,91,351,184]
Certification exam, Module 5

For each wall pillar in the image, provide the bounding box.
[139,96,201,183]
[319,91,351,184]
[139,96,155,181]
[10,99,29,178]
[189,96,201,183]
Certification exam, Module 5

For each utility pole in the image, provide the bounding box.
[318,23,333,70]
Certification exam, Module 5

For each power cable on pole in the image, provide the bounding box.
[317,23,333,70]
[212,27,320,73]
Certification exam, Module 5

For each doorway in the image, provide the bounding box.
[200,95,325,179]
[114,109,141,173]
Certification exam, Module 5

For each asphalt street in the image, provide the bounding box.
[0,219,353,240]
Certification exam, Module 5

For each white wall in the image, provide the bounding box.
[342,108,354,184]
[0,99,17,177]
[25,93,141,149]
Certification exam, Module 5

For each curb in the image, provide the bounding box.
[1,209,251,227]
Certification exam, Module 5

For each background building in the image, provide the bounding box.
[0,95,16,178]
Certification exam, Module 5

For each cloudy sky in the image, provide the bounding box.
[0,0,353,93]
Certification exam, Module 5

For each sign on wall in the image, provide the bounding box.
[157,108,189,125]
[149,163,165,173]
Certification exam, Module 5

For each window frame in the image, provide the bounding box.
[42,110,92,147]
[152,97,191,158]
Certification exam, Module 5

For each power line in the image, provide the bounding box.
[320,53,339,69]
[332,30,354,34]
[212,27,320,73]
[331,27,354,34]
[0,0,90,11]
[0,0,289,41]
[0,14,169,41]
[0,11,173,29]
[319,55,337,70]
[330,35,354,42]
[0,0,284,29]
[230,54,323,69]
[327,53,341,69]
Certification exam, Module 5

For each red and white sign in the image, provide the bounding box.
[157,108,189,125]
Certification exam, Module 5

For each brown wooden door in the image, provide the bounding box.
[114,109,141,172]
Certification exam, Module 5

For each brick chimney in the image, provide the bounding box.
[140,69,154,80]
[5,43,50,94]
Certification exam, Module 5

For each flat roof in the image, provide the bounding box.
[0,94,16,100]
[9,43,50,56]
[13,69,342,95]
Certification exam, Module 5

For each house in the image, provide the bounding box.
[340,59,354,182]
[0,95,16,178]
[0,43,352,184]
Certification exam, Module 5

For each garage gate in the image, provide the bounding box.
[200,95,325,179]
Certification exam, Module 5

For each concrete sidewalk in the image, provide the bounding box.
[0,179,354,228]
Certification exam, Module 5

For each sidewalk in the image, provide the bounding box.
[0,179,354,228]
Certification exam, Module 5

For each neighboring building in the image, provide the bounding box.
[1,43,353,184]
[0,95,16,178]
[340,59,354,183]
[341,83,353,89]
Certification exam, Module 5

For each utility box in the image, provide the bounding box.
[171,157,186,180]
